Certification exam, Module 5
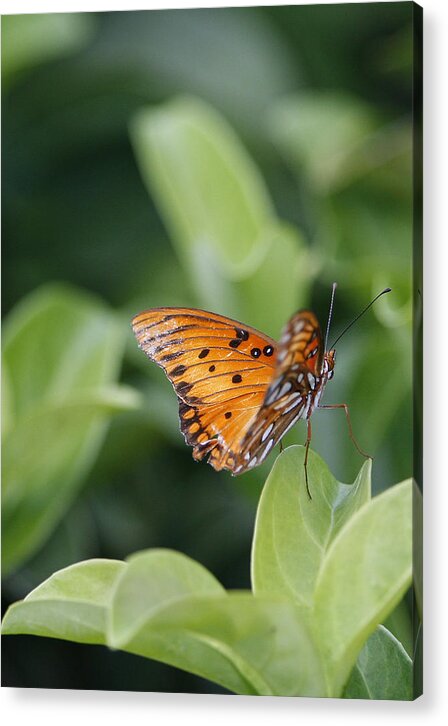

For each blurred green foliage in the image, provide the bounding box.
[2,4,415,694]
[2,285,139,575]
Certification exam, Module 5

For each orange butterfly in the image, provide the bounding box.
[132,286,390,496]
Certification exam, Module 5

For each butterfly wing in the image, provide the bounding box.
[234,311,326,471]
[132,307,277,471]
[275,310,323,374]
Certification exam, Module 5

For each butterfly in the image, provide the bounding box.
[132,287,390,497]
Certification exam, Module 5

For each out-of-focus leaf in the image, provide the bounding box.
[1,359,14,436]
[93,8,298,138]
[1,13,95,84]
[374,22,413,76]
[3,285,123,416]
[232,222,312,338]
[130,96,312,334]
[252,447,370,608]
[343,625,412,700]
[268,91,378,193]
[131,96,275,281]
[313,478,412,695]
[346,329,411,454]
[2,284,139,574]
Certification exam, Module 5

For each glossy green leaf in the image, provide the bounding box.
[343,625,412,700]
[313,478,412,695]
[2,559,125,645]
[2,284,139,574]
[252,445,371,608]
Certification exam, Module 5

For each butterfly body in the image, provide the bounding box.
[132,306,336,475]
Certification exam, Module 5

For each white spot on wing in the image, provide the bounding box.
[303,394,313,418]
[307,372,316,389]
[263,438,274,457]
[261,422,274,442]
[278,382,292,397]
[283,393,304,414]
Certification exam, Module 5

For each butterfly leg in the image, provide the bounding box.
[303,418,312,500]
[318,403,372,460]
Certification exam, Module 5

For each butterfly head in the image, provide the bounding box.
[323,349,336,380]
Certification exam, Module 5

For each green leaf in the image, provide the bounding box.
[2,13,95,86]
[130,97,312,335]
[313,478,412,695]
[252,445,371,608]
[2,559,125,645]
[107,549,324,696]
[121,593,325,697]
[3,552,326,697]
[382,598,413,658]
[343,625,413,700]
[413,481,423,620]
[130,96,275,282]
[2,284,138,574]
[345,330,411,453]
[108,549,226,647]
[231,222,312,338]
[3,284,123,417]
[268,91,380,193]
[1,359,14,436]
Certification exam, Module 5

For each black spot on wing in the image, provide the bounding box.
[235,328,249,341]
[171,364,187,377]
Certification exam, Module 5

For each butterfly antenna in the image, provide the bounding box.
[330,288,392,350]
[324,282,338,353]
